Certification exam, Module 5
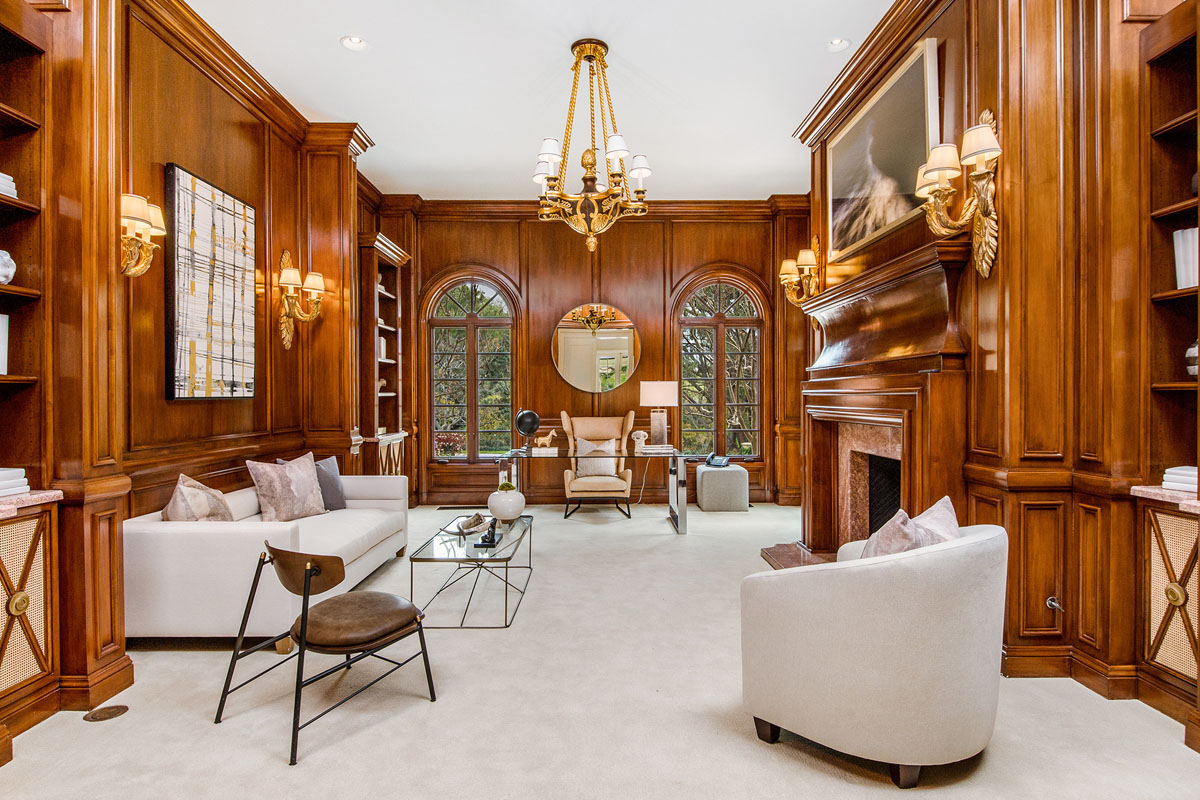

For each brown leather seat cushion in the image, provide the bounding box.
[291,591,420,650]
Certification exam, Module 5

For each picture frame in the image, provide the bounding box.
[164,163,257,399]
[826,38,940,261]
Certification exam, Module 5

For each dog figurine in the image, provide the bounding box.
[535,429,557,447]
[631,430,649,453]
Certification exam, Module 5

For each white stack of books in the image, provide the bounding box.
[0,467,30,498]
[637,443,676,455]
[0,171,17,200]
[1162,466,1197,493]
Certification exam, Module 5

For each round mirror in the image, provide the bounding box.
[552,303,640,392]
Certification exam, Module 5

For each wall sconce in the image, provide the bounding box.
[779,236,822,307]
[120,193,166,277]
[277,250,325,350]
[917,109,1001,278]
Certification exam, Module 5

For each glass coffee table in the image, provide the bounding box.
[409,514,533,629]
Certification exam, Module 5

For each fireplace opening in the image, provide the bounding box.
[867,455,902,534]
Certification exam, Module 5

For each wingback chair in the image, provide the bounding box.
[560,410,635,519]
[740,525,1009,789]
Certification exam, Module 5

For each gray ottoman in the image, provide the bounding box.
[696,463,749,511]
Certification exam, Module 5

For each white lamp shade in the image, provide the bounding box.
[532,160,552,184]
[538,137,562,163]
[605,134,629,160]
[148,204,166,237]
[925,143,962,180]
[594,180,608,193]
[915,163,937,198]
[640,380,679,407]
[628,154,652,179]
[960,124,1001,166]
[279,267,302,288]
[302,272,326,293]
[796,249,818,269]
[779,259,799,279]
[120,194,151,227]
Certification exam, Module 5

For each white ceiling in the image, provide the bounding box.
[186,0,892,200]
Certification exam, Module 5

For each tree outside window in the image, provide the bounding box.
[679,280,762,457]
[429,279,513,461]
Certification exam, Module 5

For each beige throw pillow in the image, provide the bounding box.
[162,475,233,522]
[575,438,617,477]
[246,452,326,522]
[860,496,961,559]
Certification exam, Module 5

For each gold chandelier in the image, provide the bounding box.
[534,38,650,252]
[570,303,618,335]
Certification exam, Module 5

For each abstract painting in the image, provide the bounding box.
[827,39,939,259]
[164,163,256,399]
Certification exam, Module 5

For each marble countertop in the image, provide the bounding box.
[0,490,63,519]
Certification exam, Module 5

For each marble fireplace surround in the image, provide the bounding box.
[837,423,903,547]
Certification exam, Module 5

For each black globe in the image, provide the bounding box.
[515,410,541,437]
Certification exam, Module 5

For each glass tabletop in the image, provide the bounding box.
[500,445,680,458]
[410,515,531,563]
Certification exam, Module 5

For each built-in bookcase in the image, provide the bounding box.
[0,1,49,491]
[1143,4,1199,482]
[359,232,411,474]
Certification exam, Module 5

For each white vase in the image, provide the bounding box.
[488,489,526,523]
[0,250,15,285]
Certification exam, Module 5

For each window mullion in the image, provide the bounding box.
[467,318,479,463]
[716,321,726,456]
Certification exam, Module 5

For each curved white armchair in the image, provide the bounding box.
[740,525,1008,788]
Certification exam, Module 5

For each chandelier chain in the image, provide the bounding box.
[588,60,597,159]
[598,62,631,201]
[558,58,583,186]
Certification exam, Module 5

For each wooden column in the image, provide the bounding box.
[300,124,373,473]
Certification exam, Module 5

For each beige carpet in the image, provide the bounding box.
[4,503,1200,798]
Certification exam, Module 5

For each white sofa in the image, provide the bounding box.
[740,525,1008,788]
[124,475,409,638]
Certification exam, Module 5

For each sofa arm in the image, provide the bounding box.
[341,475,408,514]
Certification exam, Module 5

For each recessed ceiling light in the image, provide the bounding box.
[826,38,851,53]
[340,35,368,52]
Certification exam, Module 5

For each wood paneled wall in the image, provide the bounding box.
[797,0,1173,713]
[360,198,810,506]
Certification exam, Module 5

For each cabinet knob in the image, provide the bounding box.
[1045,596,1063,612]
[1165,582,1187,608]
[6,590,29,617]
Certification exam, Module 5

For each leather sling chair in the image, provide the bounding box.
[215,541,436,764]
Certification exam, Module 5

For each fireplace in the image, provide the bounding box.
[798,240,970,555]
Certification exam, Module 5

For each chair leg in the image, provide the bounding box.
[215,553,269,724]
[345,653,351,670]
[753,717,780,744]
[417,621,436,702]
[615,499,631,518]
[275,638,295,655]
[889,764,921,789]
[564,500,581,518]
[289,638,307,766]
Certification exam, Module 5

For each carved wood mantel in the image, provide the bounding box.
[799,239,971,554]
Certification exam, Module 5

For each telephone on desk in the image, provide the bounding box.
[705,452,730,468]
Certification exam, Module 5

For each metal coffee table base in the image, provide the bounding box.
[410,538,532,630]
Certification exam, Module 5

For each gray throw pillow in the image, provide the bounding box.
[277,453,346,510]
[575,437,617,477]
[247,452,326,522]
[162,475,233,522]
[860,496,961,559]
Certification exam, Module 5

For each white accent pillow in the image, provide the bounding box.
[860,495,961,559]
[162,475,233,522]
[575,438,617,477]
[246,452,326,522]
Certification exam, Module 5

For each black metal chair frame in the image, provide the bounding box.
[214,549,436,765]
[563,497,632,519]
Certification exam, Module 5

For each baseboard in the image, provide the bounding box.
[0,677,59,737]
[1070,650,1139,699]
[1001,645,1072,677]
[0,724,11,767]
[57,655,134,711]
[1135,670,1195,723]
[1186,710,1200,753]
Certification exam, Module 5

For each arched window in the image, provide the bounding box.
[428,279,513,461]
[679,280,762,457]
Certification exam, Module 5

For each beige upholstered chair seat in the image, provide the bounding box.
[561,410,636,518]
[569,475,628,492]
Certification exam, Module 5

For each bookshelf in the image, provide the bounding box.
[358,232,411,475]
